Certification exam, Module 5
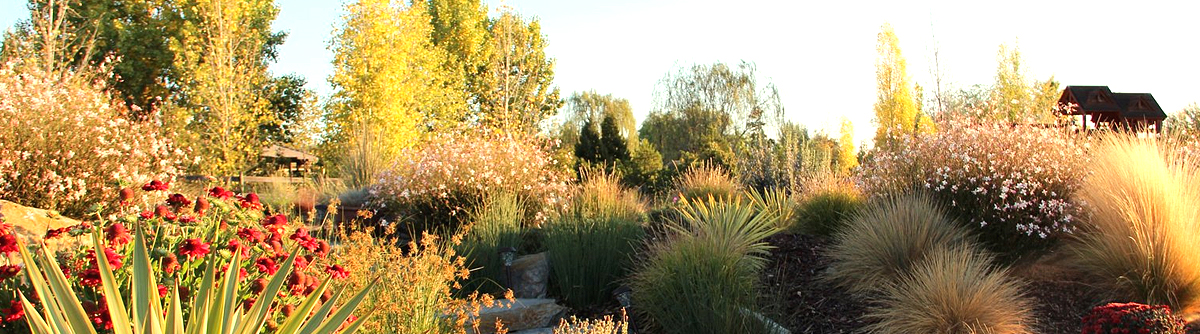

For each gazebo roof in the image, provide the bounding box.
[261,145,318,164]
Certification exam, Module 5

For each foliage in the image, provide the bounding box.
[864,245,1031,334]
[824,194,974,296]
[1081,303,1186,334]
[475,9,562,135]
[561,90,637,153]
[615,139,664,192]
[0,62,186,217]
[459,192,526,295]
[167,0,281,176]
[734,122,841,192]
[873,23,930,149]
[1165,103,1200,138]
[259,74,322,147]
[857,120,1088,258]
[631,197,779,334]
[544,173,644,309]
[641,61,782,166]
[1069,136,1200,313]
[836,118,858,174]
[371,130,570,231]
[674,163,740,203]
[335,226,506,334]
[339,124,390,189]
[794,188,862,236]
[991,41,1061,124]
[327,0,465,161]
[746,187,799,232]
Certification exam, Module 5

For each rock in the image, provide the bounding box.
[510,252,550,299]
[469,298,566,334]
[511,328,554,334]
[1,200,82,250]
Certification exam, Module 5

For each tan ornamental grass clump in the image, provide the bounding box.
[865,244,1032,334]
[1070,135,1200,313]
[675,163,740,203]
[824,194,974,296]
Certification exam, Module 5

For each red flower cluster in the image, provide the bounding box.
[0,265,21,280]
[141,180,170,192]
[1,300,22,323]
[178,238,211,261]
[166,193,191,207]
[239,193,262,210]
[0,221,18,255]
[209,186,234,200]
[105,223,131,247]
[1082,302,1186,334]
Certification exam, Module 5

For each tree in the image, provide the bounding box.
[168,0,280,175]
[327,0,465,161]
[992,41,1061,124]
[617,139,664,192]
[259,74,318,145]
[641,61,783,167]
[561,90,636,151]
[873,23,921,149]
[1,0,102,83]
[1167,103,1200,137]
[837,117,858,173]
[478,9,561,134]
[574,120,602,164]
[427,0,489,110]
[599,113,630,162]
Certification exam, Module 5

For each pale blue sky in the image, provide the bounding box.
[4,0,1199,145]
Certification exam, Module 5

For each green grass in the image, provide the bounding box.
[794,189,862,236]
[458,192,526,294]
[545,173,646,309]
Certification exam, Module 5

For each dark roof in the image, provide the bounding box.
[1112,93,1167,120]
[1060,86,1121,114]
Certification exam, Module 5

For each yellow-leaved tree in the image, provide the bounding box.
[837,117,859,174]
[872,23,926,149]
[327,0,467,161]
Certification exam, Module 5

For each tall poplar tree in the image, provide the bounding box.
[873,23,921,149]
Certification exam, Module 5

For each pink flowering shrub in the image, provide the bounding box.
[371,130,570,231]
[857,121,1089,257]
[1081,302,1185,334]
[0,62,187,217]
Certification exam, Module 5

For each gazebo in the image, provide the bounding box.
[260,144,319,177]
[1057,86,1167,133]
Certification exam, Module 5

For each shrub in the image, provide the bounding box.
[1069,136,1200,313]
[824,194,974,296]
[865,245,1032,334]
[0,62,186,217]
[371,130,570,232]
[747,187,800,231]
[857,121,1088,257]
[336,226,505,334]
[794,189,862,236]
[554,311,629,334]
[545,173,645,309]
[459,192,527,294]
[1081,303,1186,334]
[631,197,780,334]
[674,163,739,203]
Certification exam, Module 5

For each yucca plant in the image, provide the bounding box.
[746,187,799,231]
[17,226,373,334]
[673,196,781,271]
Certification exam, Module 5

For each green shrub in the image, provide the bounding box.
[794,189,862,236]
[747,187,799,231]
[865,245,1032,334]
[545,173,645,309]
[631,197,781,334]
[459,192,526,294]
[1070,136,1200,313]
[675,163,739,203]
[824,194,974,296]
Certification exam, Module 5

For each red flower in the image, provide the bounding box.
[325,264,349,280]
[177,215,197,224]
[166,193,191,207]
[104,223,131,247]
[195,196,211,216]
[249,278,268,294]
[87,301,113,330]
[262,214,288,232]
[287,272,308,296]
[154,205,173,218]
[45,227,67,239]
[158,285,169,298]
[178,238,211,261]
[118,188,135,205]
[238,228,265,243]
[141,180,170,192]
[0,235,17,255]
[161,253,180,274]
[239,193,262,210]
[101,247,124,269]
[227,239,250,257]
[242,298,255,311]
[139,210,154,220]
[79,269,102,287]
[208,187,234,200]
[315,240,330,258]
[254,257,279,275]
[0,265,21,280]
[2,299,22,323]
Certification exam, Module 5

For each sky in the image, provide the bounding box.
[3,0,1199,146]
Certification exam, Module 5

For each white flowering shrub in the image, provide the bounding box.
[371,130,570,230]
[858,121,1089,256]
[0,62,186,216]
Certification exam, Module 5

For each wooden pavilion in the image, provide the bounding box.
[1057,86,1167,133]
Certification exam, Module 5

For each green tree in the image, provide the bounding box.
[574,120,603,164]
[873,22,921,149]
[641,61,782,167]
[599,113,630,162]
[561,90,636,151]
[478,10,561,134]
[992,41,1061,124]
[259,74,318,145]
[617,139,664,191]
[168,0,280,175]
